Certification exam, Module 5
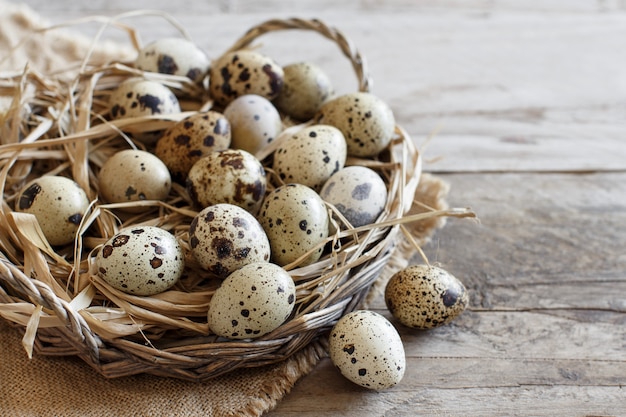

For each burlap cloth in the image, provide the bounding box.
[0,3,449,416]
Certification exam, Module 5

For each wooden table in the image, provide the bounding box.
[11,1,626,415]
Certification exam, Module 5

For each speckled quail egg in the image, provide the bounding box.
[96,226,184,296]
[272,124,346,191]
[98,149,171,212]
[187,149,266,214]
[135,37,210,83]
[258,183,329,267]
[189,203,271,278]
[329,310,405,390]
[208,262,296,339]
[274,62,333,121]
[315,92,395,157]
[155,111,231,182]
[320,166,388,227]
[108,77,181,144]
[223,94,283,155]
[15,175,90,246]
[385,264,469,329]
[209,50,284,107]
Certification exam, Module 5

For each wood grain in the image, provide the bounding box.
[5,1,626,416]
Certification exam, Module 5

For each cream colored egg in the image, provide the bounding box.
[155,111,231,182]
[385,264,469,329]
[108,77,181,144]
[189,204,271,278]
[96,226,184,296]
[329,310,405,390]
[209,50,284,107]
[223,94,283,155]
[315,92,395,157]
[258,184,329,267]
[208,262,296,339]
[274,62,333,121]
[98,149,171,212]
[16,176,90,246]
[272,124,346,191]
[186,149,266,214]
[135,37,210,83]
[320,166,387,227]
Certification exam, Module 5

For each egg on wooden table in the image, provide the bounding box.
[209,50,284,107]
[98,149,171,212]
[320,165,388,227]
[155,111,231,182]
[385,264,469,329]
[15,175,90,246]
[135,37,210,84]
[257,183,329,267]
[189,203,271,278]
[315,92,395,157]
[223,94,283,155]
[272,124,346,191]
[186,149,266,214]
[329,310,406,390]
[208,262,296,339]
[95,226,185,296]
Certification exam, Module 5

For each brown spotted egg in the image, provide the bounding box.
[272,124,346,191]
[208,262,296,339]
[320,166,388,227]
[96,226,184,296]
[385,264,469,329]
[135,37,210,83]
[98,149,171,212]
[155,111,231,182]
[187,149,266,214]
[209,50,284,107]
[329,310,405,390]
[15,176,90,246]
[258,184,329,267]
[223,94,283,155]
[274,62,334,121]
[315,92,395,157]
[189,203,271,278]
[108,77,181,144]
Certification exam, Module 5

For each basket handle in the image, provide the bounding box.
[223,17,372,93]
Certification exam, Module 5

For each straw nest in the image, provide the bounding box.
[0,15,474,381]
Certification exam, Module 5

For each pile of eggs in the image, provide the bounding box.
[13,36,469,390]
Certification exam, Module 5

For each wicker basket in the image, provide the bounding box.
[0,17,458,382]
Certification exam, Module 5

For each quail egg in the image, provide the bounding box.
[272,124,346,191]
[108,77,181,144]
[315,92,395,157]
[96,225,184,296]
[274,62,333,121]
[320,166,388,227]
[135,37,210,83]
[329,310,405,390]
[186,149,266,214]
[385,264,469,329]
[98,149,171,212]
[208,262,296,339]
[223,94,283,155]
[209,50,284,107]
[189,203,271,278]
[155,111,231,182]
[15,175,90,246]
[258,183,329,267]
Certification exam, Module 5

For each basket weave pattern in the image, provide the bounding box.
[0,17,429,381]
